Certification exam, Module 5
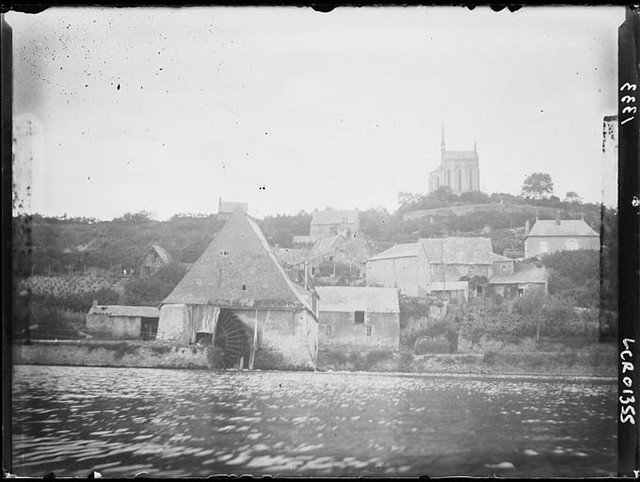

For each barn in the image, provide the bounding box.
[156,210,319,370]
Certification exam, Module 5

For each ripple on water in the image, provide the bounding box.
[11,366,616,478]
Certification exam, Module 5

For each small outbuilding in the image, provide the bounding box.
[489,266,549,298]
[139,244,173,278]
[86,302,160,340]
[429,281,469,303]
[315,286,400,351]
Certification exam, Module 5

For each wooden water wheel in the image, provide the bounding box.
[214,310,250,368]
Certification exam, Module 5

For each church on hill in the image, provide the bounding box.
[427,125,480,195]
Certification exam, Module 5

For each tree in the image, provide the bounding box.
[513,288,547,340]
[429,186,458,204]
[564,191,582,204]
[521,173,554,200]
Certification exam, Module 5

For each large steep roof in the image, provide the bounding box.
[162,210,313,312]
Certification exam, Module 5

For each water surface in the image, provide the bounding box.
[12,365,616,477]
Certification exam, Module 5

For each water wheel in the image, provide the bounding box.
[214,310,250,369]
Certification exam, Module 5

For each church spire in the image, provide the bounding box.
[441,122,446,152]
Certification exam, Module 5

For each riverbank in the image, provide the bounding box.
[13,339,212,369]
[316,345,616,378]
[13,339,616,378]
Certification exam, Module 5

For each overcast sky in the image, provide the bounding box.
[9,6,623,220]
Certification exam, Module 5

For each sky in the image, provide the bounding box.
[9,6,623,221]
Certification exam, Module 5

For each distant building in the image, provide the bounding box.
[419,237,512,282]
[524,214,600,258]
[489,264,549,298]
[310,209,360,240]
[276,233,372,281]
[139,244,173,278]
[218,197,249,221]
[366,243,431,297]
[316,286,400,351]
[86,302,160,340]
[428,125,480,194]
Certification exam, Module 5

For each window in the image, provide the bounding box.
[565,239,579,251]
[518,288,525,297]
[446,170,451,187]
[457,169,462,191]
[325,325,332,336]
[242,284,247,291]
[354,311,365,324]
[366,325,372,336]
[469,169,473,190]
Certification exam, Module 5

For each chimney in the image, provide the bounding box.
[556,210,561,226]
[524,219,530,237]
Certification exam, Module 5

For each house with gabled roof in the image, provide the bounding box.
[524,215,600,258]
[365,242,431,297]
[419,236,513,282]
[156,209,319,370]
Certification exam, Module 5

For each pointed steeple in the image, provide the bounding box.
[440,122,446,152]
[474,140,477,153]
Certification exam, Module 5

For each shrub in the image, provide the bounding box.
[399,352,414,369]
[348,352,365,371]
[483,351,498,365]
[253,346,290,370]
[365,350,393,368]
[414,338,451,355]
[318,350,348,370]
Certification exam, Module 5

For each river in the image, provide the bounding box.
[11,365,616,477]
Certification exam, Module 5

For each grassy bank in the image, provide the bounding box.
[317,344,616,377]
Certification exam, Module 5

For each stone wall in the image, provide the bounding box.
[14,340,211,369]
[318,311,399,351]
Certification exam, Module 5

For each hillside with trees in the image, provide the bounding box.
[11,172,617,343]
